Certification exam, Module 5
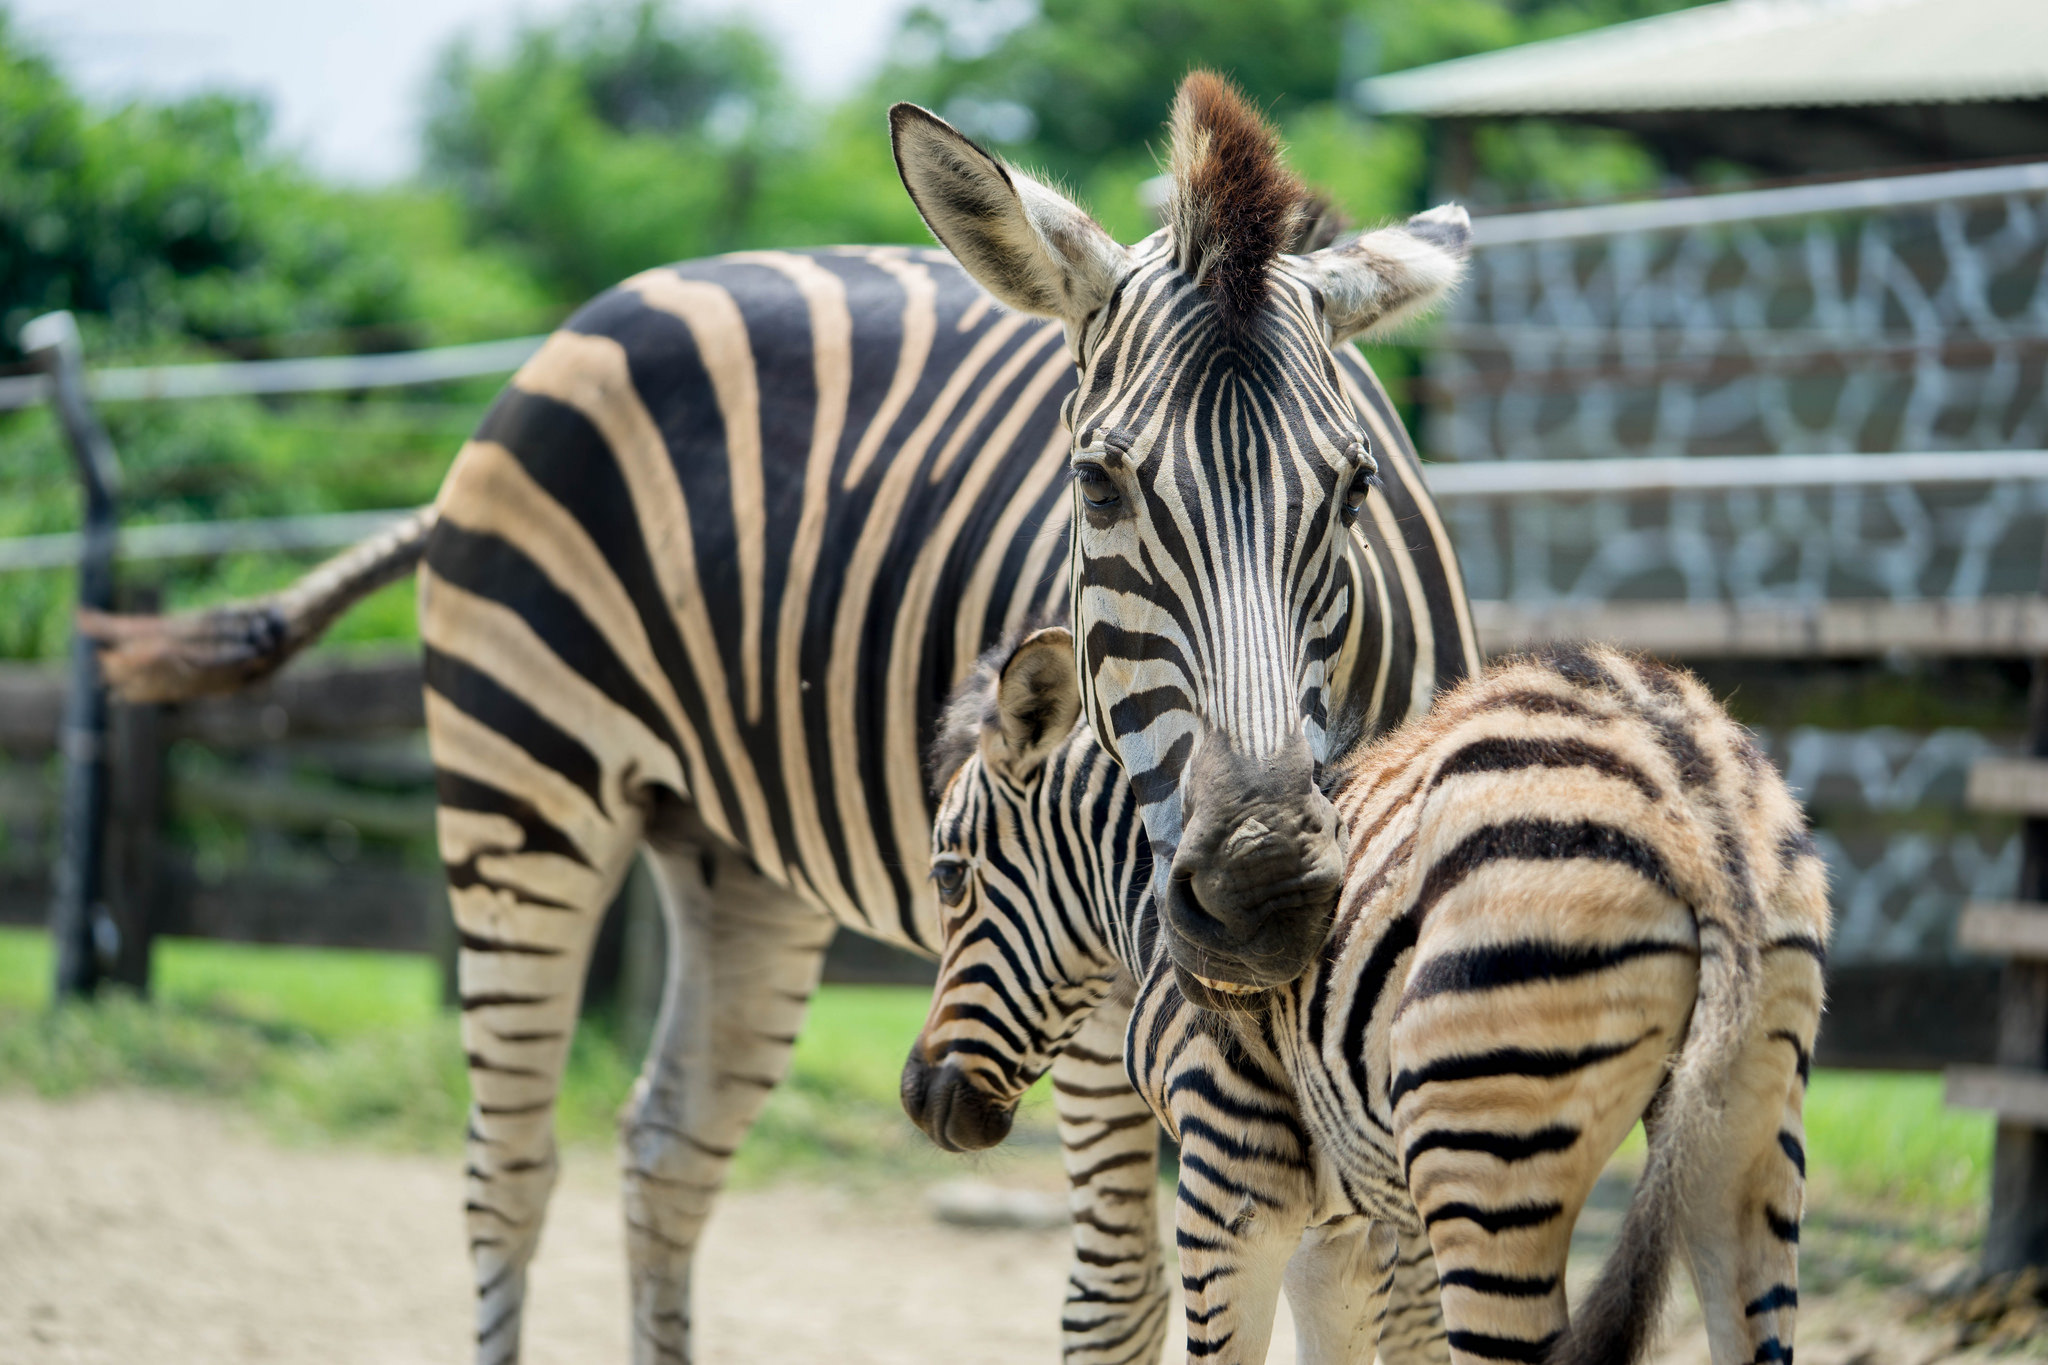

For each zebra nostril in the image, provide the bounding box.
[900,1049,936,1131]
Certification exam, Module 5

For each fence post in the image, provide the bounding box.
[1979,532,2048,1268]
[24,311,122,1001]
[103,584,164,994]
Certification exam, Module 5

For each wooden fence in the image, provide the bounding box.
[0,651,937,1047]
[0,648,2002,1071]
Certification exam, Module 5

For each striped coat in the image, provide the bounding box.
[912,640,1828,1365]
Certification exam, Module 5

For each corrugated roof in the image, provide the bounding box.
[1360,0,2048,116]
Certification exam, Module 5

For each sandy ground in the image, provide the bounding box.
[0,1091,2008,1365]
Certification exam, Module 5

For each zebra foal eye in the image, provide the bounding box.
[931,856,970,905]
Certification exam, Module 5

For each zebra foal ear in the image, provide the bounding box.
[983,627,1082,783]
[1296,203,1472,344]
[889,104,1128,337]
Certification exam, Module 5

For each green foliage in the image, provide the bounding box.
[1806,1070,1991,1215]
[0,14,421,359]
[424,0,791,298]
[892,0,1708,224]
[0,0,1735,667]
[892,0,1362,175]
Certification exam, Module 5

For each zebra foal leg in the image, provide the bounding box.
[1167,1097,1314,1365]
[1375,1229,1450,1365]
[1054,998,1171,1365]
[621,841,835,1364]
[1281,1217,1397,1365]
[1680,950,1823,1365]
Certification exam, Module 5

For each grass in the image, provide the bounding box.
[0,927,1032,1181]
[0,928,1992,1212]
[1806,1070,1991,1216]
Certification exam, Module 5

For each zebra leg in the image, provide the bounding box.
[1054,997,1171,1365]
[1281,1217,1396,1364]
[1395,1005,1681,1364]
[1374,1229,1450,1365]
[1680,950,1823,1365]
[1170,1113,1313,1365]
[449,816,641,1365]
[1172,1167,1307,1365]
[620,840,836,1365]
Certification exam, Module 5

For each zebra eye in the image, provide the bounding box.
[931,856,970,906]
[1342,470,1374,518]
[1073,463,1121,511]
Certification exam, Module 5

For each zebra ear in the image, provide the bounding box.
[983,627,1081,783]
[1295,204,1471,344]
[890,104,1128,335]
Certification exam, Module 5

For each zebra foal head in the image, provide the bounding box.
[892,73,1469,1001]
[903,628,1132,1151]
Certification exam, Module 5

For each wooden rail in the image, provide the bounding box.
[0,650,2004,1064]
[1473,596,2048,658]
[0,651,930,989]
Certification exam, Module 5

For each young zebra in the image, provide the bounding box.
[908,631,1829,1365]
[81,75,1476,1365]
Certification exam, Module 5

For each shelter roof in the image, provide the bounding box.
[1360,0,2048,117]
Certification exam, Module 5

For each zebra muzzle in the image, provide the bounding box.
[900,1049,1018,1153]
[1161,731,1346,996]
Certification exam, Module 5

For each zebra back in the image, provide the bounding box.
[422,246,1469,956]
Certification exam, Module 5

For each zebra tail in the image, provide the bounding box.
[79,505,438,703]
[1548,913,1759,1365]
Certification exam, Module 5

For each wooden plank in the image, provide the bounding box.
[0,651,423,756]
[825,932,937,987]
[1969,758,2048,816]
[1816,961,2001,1070]
[1473,596,2048,659]
[1961,901,2048,959]
[1949,1066,2048,1127]
[0,858,940,984]
[172,771,437,842]
[159,866,443,953]
[171,652,423,746]
[0,665,65,752]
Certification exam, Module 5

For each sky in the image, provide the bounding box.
[10,0,918,184]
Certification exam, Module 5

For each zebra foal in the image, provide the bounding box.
[907,633,1829,1365]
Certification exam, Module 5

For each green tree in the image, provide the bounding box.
[0,13,423,359]
[424,0,786,299]
[886,0,1712,225]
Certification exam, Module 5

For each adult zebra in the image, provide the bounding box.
[85,75,1476,1364]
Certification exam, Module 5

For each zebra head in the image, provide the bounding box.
[903,628,1135,1152]
[892,74,1469,1000]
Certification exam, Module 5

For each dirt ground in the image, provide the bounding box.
[0,1091,2019,1364]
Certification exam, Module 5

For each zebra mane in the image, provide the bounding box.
[1166,71,1310,334]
